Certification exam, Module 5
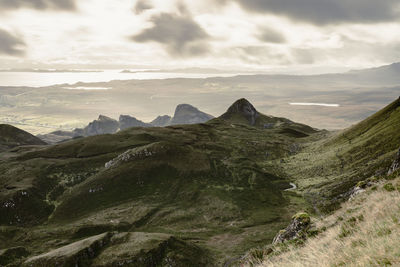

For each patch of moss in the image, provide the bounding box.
[383,183,395,192]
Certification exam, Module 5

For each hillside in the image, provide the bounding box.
[0,124,46,152]
[0,97,398,266]
[0,99,320,266]
[245,176,400,267]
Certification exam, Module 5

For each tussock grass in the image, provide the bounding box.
[256,178,400,267]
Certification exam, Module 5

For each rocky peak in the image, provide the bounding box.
[150,115,172,127]
[221,98,259,125]
[83,115,119,136]
[170,104,214,125]
[119,115,149,130]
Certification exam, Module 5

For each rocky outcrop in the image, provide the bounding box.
[170,104,214,125]
[119,115,150,130]
[150,115,172,127]
[388,148,400,175]
[220,98,259,125]
[83,115,120,136]
[272,212,311,244]
[23,232,111,267]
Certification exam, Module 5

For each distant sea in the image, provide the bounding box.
[0,69,243,87]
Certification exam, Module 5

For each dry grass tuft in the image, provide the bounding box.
[256,178,400,267]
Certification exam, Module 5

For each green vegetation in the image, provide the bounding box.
[0,97,399,266]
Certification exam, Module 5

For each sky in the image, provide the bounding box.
[0,0,400,73]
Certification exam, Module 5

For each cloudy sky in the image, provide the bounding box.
[1,0,400,73]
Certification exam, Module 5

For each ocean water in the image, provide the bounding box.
[0,70,242,87]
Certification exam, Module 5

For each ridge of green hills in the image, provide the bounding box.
[0,97,399,266]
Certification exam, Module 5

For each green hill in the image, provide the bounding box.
[0,97,398,266]
[0,124,46,152]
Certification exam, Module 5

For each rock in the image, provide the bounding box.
[0,246,29,266]
[23,232,111,267]
[220,98,259,126]
[83,115,120,136]
[170,104,214,125]
[150,115,172,127]
[272,212,311,244]
[119,115,150,130]
[387,148,400,175]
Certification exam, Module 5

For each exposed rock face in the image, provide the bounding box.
[170,104,214,125]
[388,148,400,175]
[0,124,47,151]
[119,115,150,130]
[220,98,259,125]
[23,233,111,267]
[83,115,120,136]
[150,115,172,127]
[272,212,311,244]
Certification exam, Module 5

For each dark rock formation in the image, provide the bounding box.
[119,115,150,130]
[220,98,259,125]
[170,104,214,125]
[388,148,400,175]
[272,212,311,244]
[83,115,120,136]
[150,115,172,127]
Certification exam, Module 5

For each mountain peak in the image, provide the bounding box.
[170,104,214,125]
[221,98,259,125]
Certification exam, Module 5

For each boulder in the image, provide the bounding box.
[272,212,311,244]
[388,148,400,175]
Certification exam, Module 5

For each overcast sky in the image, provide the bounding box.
[0,0,400,73]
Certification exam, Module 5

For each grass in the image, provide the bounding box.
[248,177,400,267]
[0,98,399,266]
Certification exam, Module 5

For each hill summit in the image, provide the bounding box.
[170,104,214,125]
[0,124,46,151]
[220,98,259,125]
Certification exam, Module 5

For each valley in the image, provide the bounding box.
[0,97,399,266]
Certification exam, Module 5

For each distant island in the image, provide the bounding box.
[0,68,103,73]
[120,67,259,74]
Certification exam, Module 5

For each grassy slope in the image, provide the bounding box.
[0,112,316,265]
[272,97,400,212]
[0,124,46,151]
[255,177,400,267]
[1,97,398,266]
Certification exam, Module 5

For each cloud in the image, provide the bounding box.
[133,0,153,14]
[257,27,286,43]
[0,0,76,11]
[0,28,25,56]
[218,0,400,24]
[131,12,210,57]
